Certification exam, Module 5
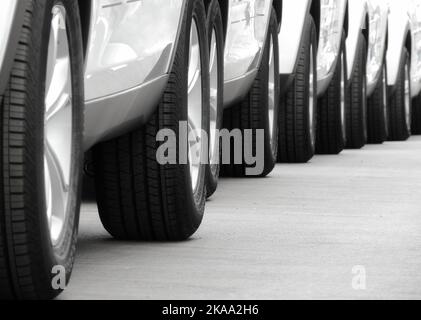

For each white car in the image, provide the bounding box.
[365,0,390,143]
[0,0,280,300]
[277,0,319,163]
[317,0,349,153]
[278,0,348,163]
[208,0,282,192]
[278,0,393,157]
[390,0,421,136]
[386,0,420,140]
[278,0,372,161]
[344,0,371,149]
[409,0,421,135]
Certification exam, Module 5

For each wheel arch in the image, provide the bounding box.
[406,29,412,58]
[204,0,229,40]
[386,20,411,88]
[344,1,349,37]
[207,1,282,40]
[310,0,320,41]
[77,0,91,59]
[363,12,370,53]
[273,0,282,29]
[218,0,229,39]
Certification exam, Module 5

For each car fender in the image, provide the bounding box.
[386,0,411,89]
[346,0,369,83]
[83,0,187,149]
[366,0,389,97]
[84,0,187,101]
[317,0,348,96]
[223,0,273,107]
[408,0,421,97]
[0,0,28,97]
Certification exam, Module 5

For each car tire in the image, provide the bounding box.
[345,33,368,149]
[412,93,421,135]
[316,32,347,154]
[388,49,412,141]
[220,9,279,177]
[93,0,210,241]
[278,15,317,163]
[205,0,224,198]
[0,0,84,299]
[367,64,389,143]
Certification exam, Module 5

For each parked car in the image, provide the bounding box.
[387,0,413,140]
[207,0,282,195]
[366,0,390,144]
[0,0,211,300]
[345,0,371,149]
[317,0,349,153]
[277,0,349,162]
[277,0,318,163]
[0,0,282,300]
[408,0,421,134]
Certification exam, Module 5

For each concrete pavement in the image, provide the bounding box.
[60,136,421,300]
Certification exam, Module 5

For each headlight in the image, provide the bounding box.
[317,0,343,80]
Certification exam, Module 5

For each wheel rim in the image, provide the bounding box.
[44,5,73,246]
[309,45,316,148]
[340,53,346,143]
[209,29,219,173]
[382,65,389,134]
[268,37,277,155]
[187,19,203,193]
[362,72,368,139]
[404,62,411,131]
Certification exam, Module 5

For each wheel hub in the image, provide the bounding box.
[362,72,368,140]
[187,19,203,193]
[268,37,277,156]
[209,29,219,173]
[309,45,316,148]
[382,65,389,134]
[341,52,346,143]
[44,5,73,246]
[404,63,411,132]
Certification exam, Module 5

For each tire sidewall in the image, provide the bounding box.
[382,64,389,139]
[308,18,318,154]
[32,0,83,293]
[205,0,224,197]
[257,9,280,174]
[358,35,368,143]
[176,0,210,232]
[403,53,412,135]
[340,32,348,145]
[389,49,411,138]
[265,9,280,164]
[346,33,368,147]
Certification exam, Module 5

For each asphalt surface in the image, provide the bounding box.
[60,136,421,300]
